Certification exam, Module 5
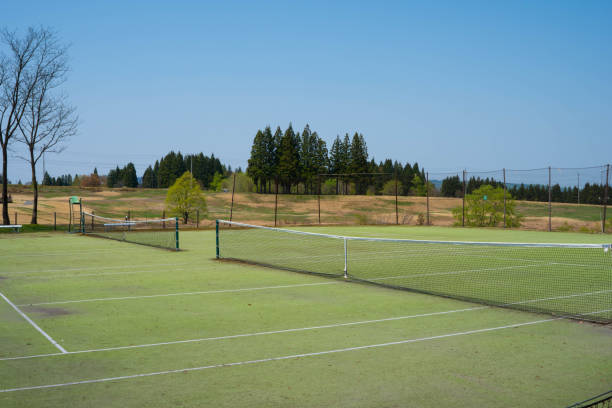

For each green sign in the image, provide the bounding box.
[483,195,488,201]
[69,196,80,204]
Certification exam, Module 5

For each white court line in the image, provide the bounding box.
[1,263,190,276]
[1,249,139,258]
[0,318,555,393]
[0,291,67,354]
[0,306,487,361]
[12,268,187,280]
[506,290,612,306]
[369,264,538,281]
[19,282,339,306]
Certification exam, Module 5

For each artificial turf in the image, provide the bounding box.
[0,227,610,407]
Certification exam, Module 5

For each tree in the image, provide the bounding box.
[14,29,76,224]
[348,133,369,194]
[80,171,101,187]
[165,171,207,224]
[261,126,276,193]
[42,171,52,185]
[382,179,403,195]
[209,172,224,192]
[141,165,156,188]
[452,185,522,227]
[247,129,265,192]
[277,124,300,193]
[1,28,55,224]
[441,175,462,197]
[122,162,138,187]
[221,171,255,193]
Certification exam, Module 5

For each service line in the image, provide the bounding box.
[0,318,556,393]
[0,305,487,361]
[19,281,339,306]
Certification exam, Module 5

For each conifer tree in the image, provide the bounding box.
[349,133,369,194]
[142,166,155,188]
[122,163,138,187]
[247,129,265,192]
[277,124,300,193]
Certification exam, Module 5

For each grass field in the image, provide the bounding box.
[1,226,611,407]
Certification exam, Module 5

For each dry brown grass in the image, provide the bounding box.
[3,186,608,233]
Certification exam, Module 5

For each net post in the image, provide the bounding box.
[425,172,429,226]
[175,217,179,251]
[503,168,507,228]
[80,212,84,234]
[14,212,17,225]
[196,209,200,229]
[462,170,466,227]
[548,166,552,232]
[54,212,57,231]
[602,164,610,233]
[215,219,220,259]
[343,237,348,279]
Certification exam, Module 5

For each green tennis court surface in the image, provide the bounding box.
[1,227,610,407]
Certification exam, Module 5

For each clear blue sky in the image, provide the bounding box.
[4,0,611,183]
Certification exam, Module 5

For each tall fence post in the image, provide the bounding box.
[426,172,430,226]
[14,212,17,225]
[602,164,610,233]
[462,170,466,227]
[274,179,279,227]
[162,210,166,229]
[503,168,507,228]
[196,210,200,229]
[54,212,57,231]
[229,173,236,223]
[318,175,321,225]
[577,172,580,204]
[395,175,399,225]
[548,166,552,232]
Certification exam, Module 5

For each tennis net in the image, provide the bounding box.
[216,220,612,323]
[82,212,179,250]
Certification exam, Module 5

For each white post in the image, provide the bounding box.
[343,238,348,278]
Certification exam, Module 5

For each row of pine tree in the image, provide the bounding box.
[247,124,428,195]
[110,151,226,189]
[440,175,606,205]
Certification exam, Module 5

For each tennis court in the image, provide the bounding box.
[0,226,610,407]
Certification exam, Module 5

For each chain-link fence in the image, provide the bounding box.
[2,164,610,233]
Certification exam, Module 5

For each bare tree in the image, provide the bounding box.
[0,28,50,224]
[16,30,76,224]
